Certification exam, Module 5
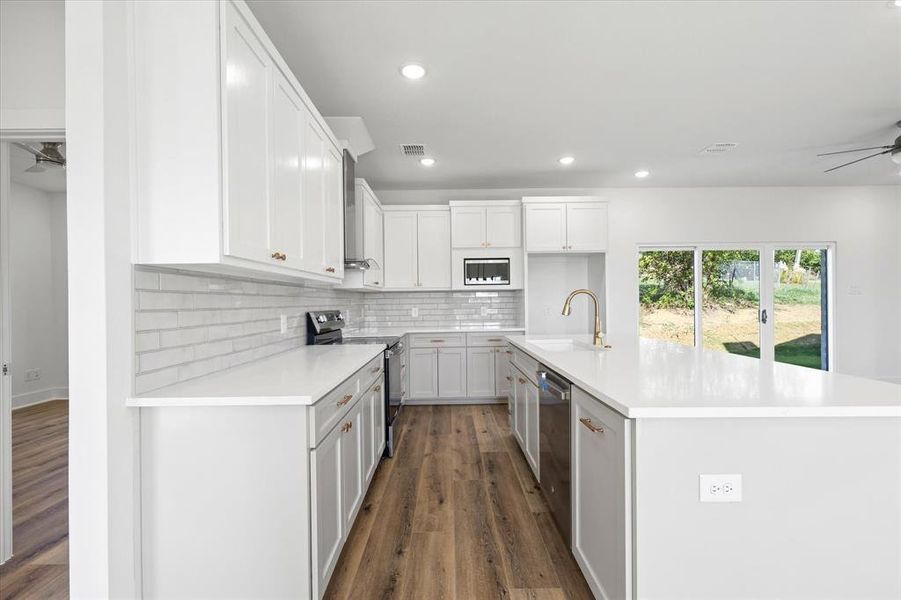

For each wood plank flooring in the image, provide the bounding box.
[324,404,593,600]
[0,400,69,600]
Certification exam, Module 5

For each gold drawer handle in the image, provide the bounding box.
[337,394,353,407]
[430,339,445,343]
[517,377,526,384]
[505,376,513,382]
[505,350,513,355]
[579,417,604,434]
[487,338,503,342]
[325,266,336,273]
[270,251,286,261]
[341,421,353,433]
[374,385,382,392]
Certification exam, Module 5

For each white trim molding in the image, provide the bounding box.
[12,387,69,410]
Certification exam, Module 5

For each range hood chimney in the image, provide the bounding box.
[342,149,376,271]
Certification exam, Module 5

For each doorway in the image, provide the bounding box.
[0,139,69,596]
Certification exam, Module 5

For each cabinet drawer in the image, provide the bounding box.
[310,375,360,448]
[466,332,510,347]
[359,355,384,392]
[512,347,539,385]
[409,333,466,348]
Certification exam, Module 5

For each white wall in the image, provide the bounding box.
[0,0,65,132]
[8,182,67,407]
[377,186,901,381]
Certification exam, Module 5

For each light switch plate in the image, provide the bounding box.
[699,474,742,503]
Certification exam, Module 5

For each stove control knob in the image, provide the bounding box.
[317,314,327,323]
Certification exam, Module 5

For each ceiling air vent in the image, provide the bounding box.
[400,143,426,157]
[700,142,739,155]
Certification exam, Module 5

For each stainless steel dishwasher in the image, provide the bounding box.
[538,364,572,547]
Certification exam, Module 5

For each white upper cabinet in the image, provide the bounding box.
[451,206,487,248]
[450,202,522,248]
[383,207,451,290]
[223,3,272,264]
[417,211,451,289]
[133,0,343,283]
[383,211,418,288]
[361,185,384,288]
[523,197,608,253]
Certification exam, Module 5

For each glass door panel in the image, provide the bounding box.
[638,250,695,346]
[772,248,828,370]
[701,250,761,358]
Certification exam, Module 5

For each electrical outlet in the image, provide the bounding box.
[24,368,41,382]
[280,314,288,334]
[411,306,419,318]
[699,474,742,503]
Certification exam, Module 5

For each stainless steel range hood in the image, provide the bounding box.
[342,149,379,271]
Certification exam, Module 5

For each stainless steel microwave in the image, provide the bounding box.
[463,257,511,286]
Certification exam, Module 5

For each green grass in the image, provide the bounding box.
[773,282,822,305]
[774,343,822,370]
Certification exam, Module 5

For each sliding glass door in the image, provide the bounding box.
[638,244,833,370]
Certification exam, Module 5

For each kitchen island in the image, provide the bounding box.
[506,334,901,600]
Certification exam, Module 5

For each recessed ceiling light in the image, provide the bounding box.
[558,156,575,166]
[634,170,650,178]
[400,63,426,80]
[420,157,436,167]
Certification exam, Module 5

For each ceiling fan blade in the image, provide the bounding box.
[12,142,42,157]
[817,145,893,157]
[824,149,892,173]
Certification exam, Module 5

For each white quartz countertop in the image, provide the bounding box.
[126,345,385,407]
[506,335,901,418]
[344,325,525,337]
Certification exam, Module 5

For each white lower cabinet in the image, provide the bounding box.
[311,419,343,600]
[363,379,385,482]
[511,363,539,479]
[496,347,512,402]
[437,347,467,398]
[340,400,363,532]
[466,347,496,398]
[409,348,439,399]
[525,380,539,476]
[572,386,632,600]
[513,369,528,447]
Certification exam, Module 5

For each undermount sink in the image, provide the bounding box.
[529,338,602,352]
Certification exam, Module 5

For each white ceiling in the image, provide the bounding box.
[248,1,901,190]
[9,143,67,193]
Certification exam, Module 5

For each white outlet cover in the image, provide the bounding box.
[699,474,742,503]
[411,307,419,318]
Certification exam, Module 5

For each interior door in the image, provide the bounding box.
[451,206,486,248]
[566,202,608,252]
[223,3,272,262]
[268,70,304,269]
[525,204,567,252]
[417,211,451,288]
[486,205,521,248]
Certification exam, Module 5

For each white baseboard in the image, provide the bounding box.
[12,387,69,410]
[404,397,508,406]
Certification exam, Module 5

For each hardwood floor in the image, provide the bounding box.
[0,400,69,600]
[324,404,593,600]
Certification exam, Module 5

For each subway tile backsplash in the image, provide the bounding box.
[134,267,523,394]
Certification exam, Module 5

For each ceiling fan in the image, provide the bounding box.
[13,142,66,173]
[817,121,901,173]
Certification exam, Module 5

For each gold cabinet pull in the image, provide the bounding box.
[430,339,445,343]
[505,350,513,355]
[505,376,513,382]
[579,417,604,434]
[325,266,336,273]
[270,251,286,261]
[517,377,526,384]
[341,421,351,433]
[487,338,503,342]
[337,394,353,407]
[374,385,382,392]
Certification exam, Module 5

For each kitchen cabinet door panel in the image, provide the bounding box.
[513,368,528,449]
[322,145,344,278]
[495,347,512,401]
[524,204,567,252]
[223,5,272,263]
[362,191,384,287]
[341,401,363,531]
[451,206,486,248]
[409,348,438,399]
[417,211,451,288]
[525,381,540,478]
[437,347,467,398]
[301,118,326,274]
[269,71,304,269]
[486,205,521,248]
[572,387,631,600]
[311,423,343,600]
[384,212,418,288]
[466,347,496,398]
[566,202,608,252]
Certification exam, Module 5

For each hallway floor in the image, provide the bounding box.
[0,400,69,599]
[324,404,593,600]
